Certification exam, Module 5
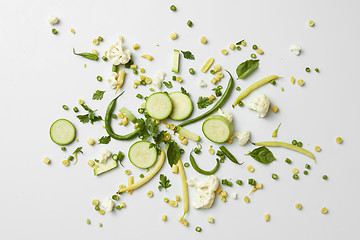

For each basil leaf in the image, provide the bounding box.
[181,50,195,60]
[98,136,111,144]
[236,59,259,79]
[246,146,276,164]
[167,141,180,167]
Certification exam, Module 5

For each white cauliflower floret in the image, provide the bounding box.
[97,149,112,164]
[101,198,114,212]
[48,15,59,25]
[107,72,118,89]
[231,193,238,199]
[290,44,301,55]
[217,108,233,123]
[248,94,270,117]
[232,130,251,146]
[198,80,207,87]
[188,175,219,209]
[106,37,131,65]
[153,72,166,89]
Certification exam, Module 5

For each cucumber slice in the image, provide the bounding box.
[172,49,180,73]
[94,160,118,176]
[145,92,172,120]
[128,141,158,169]
[169,92,193,120]
[120,107,137,123]
[177,126,200,142]
[49,119,76,145]
[202,115,233,143]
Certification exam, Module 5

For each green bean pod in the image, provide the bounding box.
[178,70,234,128]
[105,92,140,140]
[189,152,220,175]
[219,146,243,165]
[72,48,98,61]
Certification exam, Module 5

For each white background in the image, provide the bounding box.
[1,0,359,239]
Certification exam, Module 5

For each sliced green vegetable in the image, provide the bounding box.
[177,126,200,142]
[50,119,76,146]
[128,141,158,169]
[169,92,193,121]
[202,115,233,143]
[73,48,98,61]
[145,92,173,120]
[94,161,118,175]
[172,49,180,73]
[119,107,137,123]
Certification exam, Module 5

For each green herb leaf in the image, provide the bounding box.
[92,90,105,100]
[158,174,171,191]
[73,147,83,154]
[76,114,90,123]
[245,146,276,164]
[98,136,111,144]
[236,59,259,79]
[77,104,103,124]
[181,50,195,60]
[235,40,245,45]
[163,81,173,89]
[197,96,213,109]
[181,87,189,96]
[167,141,180,167]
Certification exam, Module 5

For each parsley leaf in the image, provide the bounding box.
[98,136,111,144]
[163,81,173,89]
[92,90,105,100]
[158,174,171,191]
[167,140,180,167]
[236,39,245,45]
[135,118,151,141]
[181,87,189,96]
[181,50,195,60]
[197,96,213,109]
[77,104,103,124]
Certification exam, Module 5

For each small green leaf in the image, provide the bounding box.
[92,90,106,100]
[98,136,111,144]
[158,174,171,191]
[181,50,195,60]
[246,146,276,164]
[167,141,180,167]
[236,59,260,79]
[197,96,213,109]
[163,81,173,89]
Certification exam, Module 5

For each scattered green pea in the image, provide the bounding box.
[251,53,257,59]
[315,68,319,73]
[189,68,195,74]
[136,94,143,99]
[238,101,244,107]
[98,36,103,42]
[133,69,138,74]
[95,206,100,211]
[236,46,241,50]
[102,56,108,61]
[210,69,215,74]
[293,174,299,180]
[272,174,278,180]
[73,107,79,113]
[61,147,66,151]
[184,162,190,168]
[195,227,202,232]
[62,105,69,110]
[219,158,225,163]
[99,223,103,228]
[67,156,74,161]
[140,174,144,178]
[236,180,243,185]
[52,28,58,34]
[270,80,276,85]
[285,158,292,164]
[305,164,311,170]
[236,86,241,91]
[172,76,176,81]
[116,205,121,210]
[252,44,258,50]
[322,175,328,180]
[138,108,144,114]
[292,140,297,145]
[97,76,103,82]
[187,20,193,27]
[305,67,311,72]
[170,5,176,11]
[86,219,91,225]
[303,170,308,175]
[297,142,303,147]
[112,195,119,201]
[112,114,117,119]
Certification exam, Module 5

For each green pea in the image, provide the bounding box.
[252,44,258,50]
[189,68,195,74]
[248,179,256,186]
[272,174,278,180]
[112,195,119,201]
[236,46,241,50]
[133,69,138,74]
[236,180,243,185]
[172,76,176,81]
[95,206,100,211]
[236,86,241,91]
[112,154,118,160]
[98,36,103,42]
[285,158,292,164]
[86,219,91,225]
[227,181,233,187]
[305,164,311,170]
[293,174,299,180]
[61,147,66,151]
[97,76,103,82]
[180,149,185,154]
[195,227,202,232]
[187,20,193,27]
[194,148,200,154]
[251,53,256,59]
[184,162,190,168]
[67,156,74,161]
[270,80,276,85]
[315,68,319,72]
[140,80,146,85]
[102,56,108,61]
[170,5,176,11]
[210,69,215,74]
[136,94,143,99]
[138,108,144,114]
[292,140,297,145]
[112,114,117,119]
[73,107,79,113]
[115,205,121,210]
[238,101,244,107]
[62,105,69,110]
[305,67,311,72]
[303,170,308,175]
[322,175,328,180]
[140,174,144,178]
[52,28,57,34]
[297,142,303,147]
[219,158,225,163]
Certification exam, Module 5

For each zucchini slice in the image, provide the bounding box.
[177,126,200,142]
[145,92,172,120]
[128,141,158,169]
[94,161,118,176]
[202,115,233,143]
[169,92,193,121]
[172,49,180,73]
[49,119,76,145]
[119,107,137,123]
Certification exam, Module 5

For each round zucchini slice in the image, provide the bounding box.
[49,119,76,145]
[202,115,233,143]
[128,141,158,169]
[145,92,173,120]
[169,92,193,121]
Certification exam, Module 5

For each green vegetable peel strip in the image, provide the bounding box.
[105,92,140,140]
[189,151,220,175]
[253,141,316,162]
[72,48,98,61]
[178,70,234,128]
[219,146,243,165]
[232,75,280,107]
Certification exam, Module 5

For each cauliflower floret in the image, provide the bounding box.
[97,149,112,164]
[106,37,131,65]
[153,72,166,89]
[188,175,219,209]
[248,94,270,117]
[198,80,207,87]
[101,198,114,212]
[290,44,301,55]
[107,72,119,89]
[232,130,251,146]
[217,108,233,123]
[231,193,238,199]
[48,15,59,25]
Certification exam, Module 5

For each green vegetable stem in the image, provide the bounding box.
[72,48,98,61]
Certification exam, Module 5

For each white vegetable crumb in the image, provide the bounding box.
[48,15,59,25]
[188,175,219,209]
[107,72,119,89]
[106,37,131,65]
[218,108,233,123]
[198,80,207,87]
[101,198,114,212]
[97,149,112,164]
[231,193,238,199]
[290,44,301,55]
[248,94,270,117]
[232,131,251,146]
[153,72,166,89]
